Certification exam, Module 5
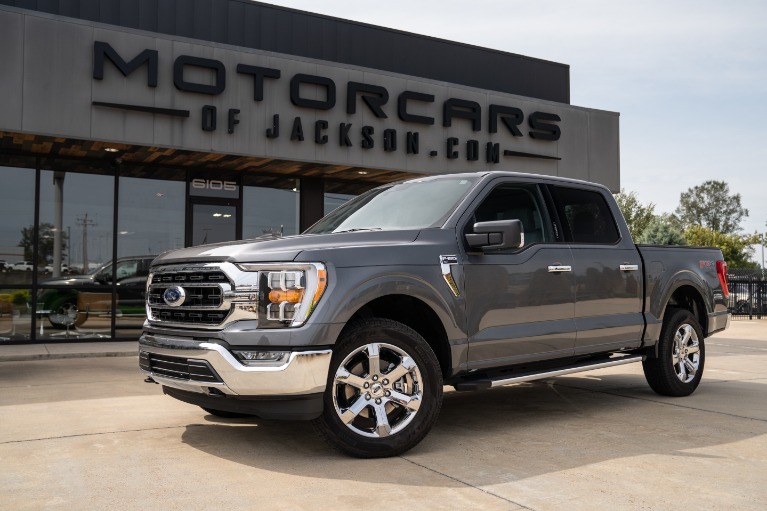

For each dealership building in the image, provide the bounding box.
[0,0,619,343]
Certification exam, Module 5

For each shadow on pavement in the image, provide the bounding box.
[180,373,767,486]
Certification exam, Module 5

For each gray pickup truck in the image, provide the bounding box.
[139,172,730,458]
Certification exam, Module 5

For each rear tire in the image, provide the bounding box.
[643,308,705,396]
[313,318,443,458]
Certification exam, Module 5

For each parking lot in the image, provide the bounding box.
[1,322,766,510]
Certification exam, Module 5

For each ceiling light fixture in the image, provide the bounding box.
[104,147,119,153]
[357,171,369,175]
[212,213,222,217]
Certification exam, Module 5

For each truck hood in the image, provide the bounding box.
[151,230,422,266]
[39,274,96,286]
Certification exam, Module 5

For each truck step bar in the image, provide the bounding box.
[452,354,646,391]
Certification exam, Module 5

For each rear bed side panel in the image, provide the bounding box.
[637,245,729,344]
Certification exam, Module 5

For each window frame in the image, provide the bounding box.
[459,180,555,254]
[547,184,622,245]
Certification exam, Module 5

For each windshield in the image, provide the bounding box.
[305,177,478,234]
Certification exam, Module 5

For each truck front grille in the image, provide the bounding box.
[148,286,223,307]
[139,352,222,383]
[148,266,234,327]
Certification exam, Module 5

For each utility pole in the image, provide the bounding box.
[77,213,96,273]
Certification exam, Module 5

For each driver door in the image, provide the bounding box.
[463,181,576,369]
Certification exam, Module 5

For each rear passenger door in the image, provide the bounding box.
[548,185,644,354]
[462,180,576,369]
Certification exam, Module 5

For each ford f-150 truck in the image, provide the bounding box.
[139,172,730,458]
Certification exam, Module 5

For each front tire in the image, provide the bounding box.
[643,308,705,396]
[313,318,443,458]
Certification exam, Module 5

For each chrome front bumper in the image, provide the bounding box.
[139,334,332,397]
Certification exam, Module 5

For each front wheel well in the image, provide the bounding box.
[342,295,452,379]
[665,285,708,336]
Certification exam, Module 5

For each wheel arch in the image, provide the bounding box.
[338,293,455,380]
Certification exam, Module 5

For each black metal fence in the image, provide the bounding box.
[727,269,767,320]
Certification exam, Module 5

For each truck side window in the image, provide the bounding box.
[470,184,550,245]
[551,186,620,244]
[115,260,139,281]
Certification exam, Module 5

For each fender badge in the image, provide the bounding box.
[439,255,460,297]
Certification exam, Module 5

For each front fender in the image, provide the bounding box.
[326,266,466,339]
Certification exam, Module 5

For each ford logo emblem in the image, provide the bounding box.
[163,286,186,307]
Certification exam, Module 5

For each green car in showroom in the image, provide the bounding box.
[38,255,155,329]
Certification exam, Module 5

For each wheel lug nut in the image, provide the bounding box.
[364,382,369,388]
[365,393,371,400]
[372,375,378,381]
[385,391,391,397]
[383,379,389,385]
[375,398,381,404]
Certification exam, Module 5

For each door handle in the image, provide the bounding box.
[619,264,639,271]
[548,265,572,273]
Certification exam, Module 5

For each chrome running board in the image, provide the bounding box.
[453,354,645,391]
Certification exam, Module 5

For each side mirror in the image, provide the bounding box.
[466,219,524,251]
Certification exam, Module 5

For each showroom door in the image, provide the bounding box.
[188,199,239,246]
[186,177,242,247]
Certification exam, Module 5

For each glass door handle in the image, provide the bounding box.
[548,265,572,273]
[620,264,639,271]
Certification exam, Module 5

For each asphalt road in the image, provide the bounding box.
[1,324,765,510]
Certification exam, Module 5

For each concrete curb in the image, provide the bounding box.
[0,351,138,362]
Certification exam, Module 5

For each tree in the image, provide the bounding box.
[637,216,687,245]
[614,189,656,241]
[675,180,748,234]
[18,223,68,264]
[684,225,760,268]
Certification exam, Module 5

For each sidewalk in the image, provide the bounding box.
[0,319,763,363]
[0,341,138,362]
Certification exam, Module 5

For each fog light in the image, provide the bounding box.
[233,350,290,366]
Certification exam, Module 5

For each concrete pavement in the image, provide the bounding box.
[0,320,765,510]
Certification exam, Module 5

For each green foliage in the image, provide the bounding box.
[683,225,760,268]
[614,189,656,241]
[11,289,30,307]
[637,216,687,245]
[18,223,68,264]
[675,180,748,234]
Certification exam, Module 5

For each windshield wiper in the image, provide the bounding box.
[334,228,383,233]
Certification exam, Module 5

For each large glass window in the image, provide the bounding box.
[0,166,37,287]
[35,169,115,340]
[243,179,299,238]
[116,175,185,337]
[118,176,185,257]
[0,289,33,342]
[1,164,37,341]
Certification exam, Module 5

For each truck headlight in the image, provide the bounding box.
[236,262,328,328]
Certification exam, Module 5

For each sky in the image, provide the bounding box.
[268,0,767,260]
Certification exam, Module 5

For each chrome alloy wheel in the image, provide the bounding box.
[673,323,701,383]
[332,342,423,438]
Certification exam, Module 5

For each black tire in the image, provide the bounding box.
[643,308,705,396]
[200,407,254,418]
[313,318,443,458]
